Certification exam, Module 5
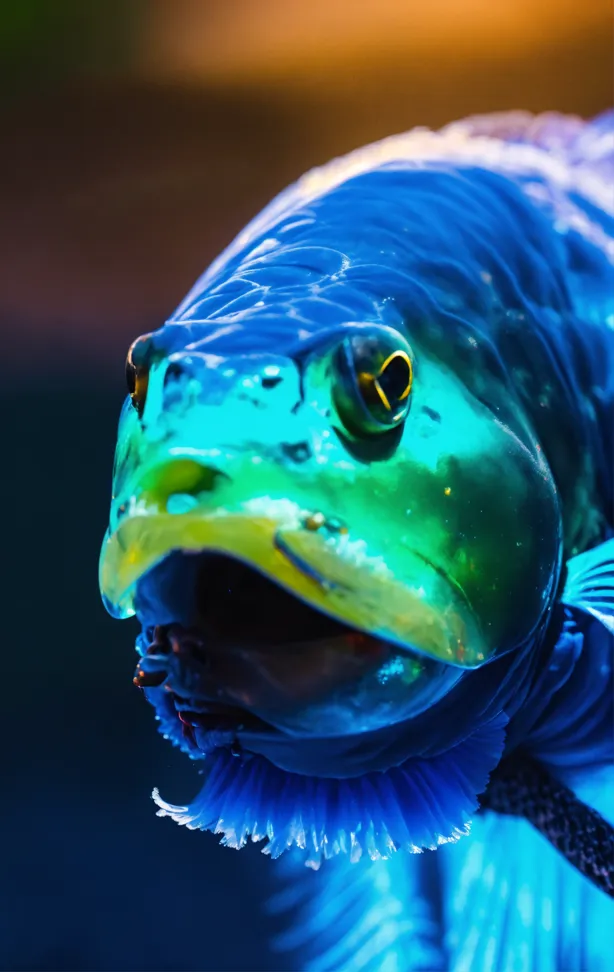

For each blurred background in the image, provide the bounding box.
[0,1,611,969]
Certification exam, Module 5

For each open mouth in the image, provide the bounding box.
[99,468,484,748]
[100,496,487,667]
[135,621,276,729]
[131,549,465,749]
[133,551,390,744]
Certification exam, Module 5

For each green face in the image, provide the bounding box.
[100,323,562,737]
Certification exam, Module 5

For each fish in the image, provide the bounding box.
[100,110,614,969]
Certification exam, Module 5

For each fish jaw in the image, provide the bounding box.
[101,341,553,671]
[102,348,487,667]
[99,478,488,668]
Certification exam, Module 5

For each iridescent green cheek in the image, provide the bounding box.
[100,325,561,715]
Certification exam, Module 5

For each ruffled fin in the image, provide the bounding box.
[152,711,508,868]
[561,538,614,634]
[267,849,445,971]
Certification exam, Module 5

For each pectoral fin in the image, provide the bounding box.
[561,537,614,634]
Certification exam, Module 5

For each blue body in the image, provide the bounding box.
[140,112,614,969]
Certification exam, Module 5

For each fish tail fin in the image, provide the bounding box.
[267,850,446,971]
[440,807,614,972]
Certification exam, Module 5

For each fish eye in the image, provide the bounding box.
[125,334,153,417]
[332,329,414,436]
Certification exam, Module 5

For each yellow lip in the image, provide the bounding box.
[99,500,487,667]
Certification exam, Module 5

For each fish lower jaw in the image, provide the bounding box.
[134,624,278,755]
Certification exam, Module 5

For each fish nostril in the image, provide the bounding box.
[164,361,187,387]
[261,375,283,389]
[281,441,312,464]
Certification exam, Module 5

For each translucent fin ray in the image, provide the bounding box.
[562,537,614,633]
[268,850,445,971]
[152,712,508,868]
[440,806,614,972]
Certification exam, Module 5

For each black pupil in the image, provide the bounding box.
[378,355,410,405]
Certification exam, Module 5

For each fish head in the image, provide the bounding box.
[100,316,562,757]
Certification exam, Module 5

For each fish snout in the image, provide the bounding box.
[110,347,327,537]
[155,351,302,413]
[131,350,321,471]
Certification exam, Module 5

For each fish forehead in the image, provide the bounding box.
[173,119,612,322]
[137,174,512,363]
[176,164,522,333]
[144,185,583,366]
[155,116,612,358]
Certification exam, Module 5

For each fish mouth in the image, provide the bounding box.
[100,495,487,669]
[135,622,277,752]
[131,550,397,751]
[100,489,486,749]
[128,548,469,752]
